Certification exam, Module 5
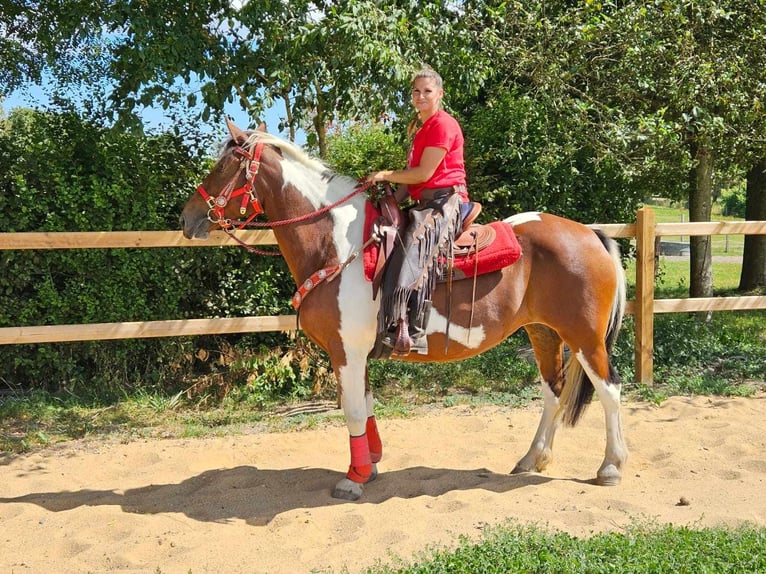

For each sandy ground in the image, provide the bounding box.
[1,393,765,574]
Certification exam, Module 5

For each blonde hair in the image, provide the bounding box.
[407,65,444,138]
[413,66,443,89]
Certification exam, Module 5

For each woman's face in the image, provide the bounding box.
[411,77,443,119]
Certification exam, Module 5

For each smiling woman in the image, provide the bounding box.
[366,66,470,356]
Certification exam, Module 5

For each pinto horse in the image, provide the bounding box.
[180,121,628,501]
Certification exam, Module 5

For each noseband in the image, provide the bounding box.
[196,141,265,230]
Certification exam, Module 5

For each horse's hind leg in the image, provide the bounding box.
[575,346,628,485]
[512,325,565,475]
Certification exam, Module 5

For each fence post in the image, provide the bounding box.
[634,207,655,385]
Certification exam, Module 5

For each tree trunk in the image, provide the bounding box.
[688,140,714,299]
[282,93,296,143]
[739,157,766,290]
[312,80,328,159]
[313,113,327,159]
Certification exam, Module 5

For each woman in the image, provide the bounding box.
[368,66,475,356]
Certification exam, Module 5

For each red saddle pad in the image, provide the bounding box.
[363,202,522,282]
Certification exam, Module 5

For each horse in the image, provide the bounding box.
[180,120,629,501]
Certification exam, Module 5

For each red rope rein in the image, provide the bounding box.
[221,179,376,256]
[234,179,374,229]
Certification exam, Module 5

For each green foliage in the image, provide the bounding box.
[368,521,766,574]
[9,1,490,155]
[650,312,766,391]
[464,92,644,223]
[0,1,108,96]
[369,335,540,403]
[489,0,766,171]
[0,108,296,395]
[219,336,334,408]
[323,122,408,179]
[719,182,747,217]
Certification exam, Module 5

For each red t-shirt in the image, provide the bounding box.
[407,110,468,202]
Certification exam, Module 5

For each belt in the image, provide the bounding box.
[419,184,467,203]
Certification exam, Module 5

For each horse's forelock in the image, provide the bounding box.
[216,135,248,162]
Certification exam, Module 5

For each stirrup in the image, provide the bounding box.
[460,202,482,232]
[409,334,429,355]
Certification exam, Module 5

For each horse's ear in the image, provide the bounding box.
[225,117,248,144]
[256,122,267,133]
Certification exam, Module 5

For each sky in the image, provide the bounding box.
[2,82,306,147]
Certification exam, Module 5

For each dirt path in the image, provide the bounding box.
[2,393,765,573]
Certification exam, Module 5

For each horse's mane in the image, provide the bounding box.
[243,131,330,176]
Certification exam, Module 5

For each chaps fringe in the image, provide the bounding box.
[377,193,462,337]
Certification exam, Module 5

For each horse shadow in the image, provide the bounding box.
[0,465,587,525]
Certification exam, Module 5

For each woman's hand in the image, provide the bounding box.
[366,147,447,186]
[367,170,392,183]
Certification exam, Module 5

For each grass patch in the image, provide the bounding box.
[368,334,540,405]
[362,521,766,574]
[648,203,744,257]
[624,244,747,298]
[0,388,273,453]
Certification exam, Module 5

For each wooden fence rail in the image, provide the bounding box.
[2,208,765,384]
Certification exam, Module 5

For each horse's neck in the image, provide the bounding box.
[269,170,365,284]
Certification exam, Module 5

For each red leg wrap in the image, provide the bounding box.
[346,434,372,484]
[366,416,383,463]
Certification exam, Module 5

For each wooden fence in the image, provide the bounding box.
[1,207,765,384]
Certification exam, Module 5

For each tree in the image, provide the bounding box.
[462,90,643,225]
[740,158,766,290]
[3,1,490,157]
[1,1,109,96]
[485,0,766,297]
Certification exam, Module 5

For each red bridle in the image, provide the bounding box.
[193,140,378,309]
[196,141,265,230]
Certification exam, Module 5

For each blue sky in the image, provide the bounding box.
[2,82,305,146]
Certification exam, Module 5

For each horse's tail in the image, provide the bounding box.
[560,230,626,427]
[598,230,627,355]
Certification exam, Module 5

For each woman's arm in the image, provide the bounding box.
[368,146,447,185]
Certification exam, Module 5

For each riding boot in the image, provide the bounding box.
[408,300,431,355]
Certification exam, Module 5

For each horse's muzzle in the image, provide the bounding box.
[179,213,211,240]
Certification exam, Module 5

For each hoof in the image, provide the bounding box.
[332,477,364,501]
[369,463,378,482]
[596,466,622,486]
[510,464,534,475]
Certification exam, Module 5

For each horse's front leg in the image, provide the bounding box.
[332,355,383,501]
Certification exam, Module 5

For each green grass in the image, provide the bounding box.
[0,388,279,452]
[635,202,749,295]
[625,258,746,298]
[359,521,766,574]
[647,203,745,257]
